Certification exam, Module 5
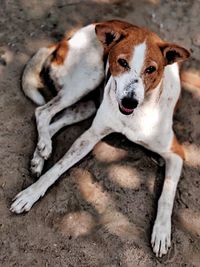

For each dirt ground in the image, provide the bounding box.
[0,0,200,266]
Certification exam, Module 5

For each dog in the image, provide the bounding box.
[10,20,190,257]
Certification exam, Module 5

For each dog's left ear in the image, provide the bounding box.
[95,23,126,52]
[159,42,190,65]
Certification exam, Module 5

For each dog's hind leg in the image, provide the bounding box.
[35,91,76,161]
[10,111,112,214]
[35,69,104,160]
[31,100,96,177]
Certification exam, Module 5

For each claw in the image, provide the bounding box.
[10,185,43,214]
[37,135,52,160]
[31,150,45,176]
[151,219,171,257]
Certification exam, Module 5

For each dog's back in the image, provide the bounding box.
[22,24,105,106]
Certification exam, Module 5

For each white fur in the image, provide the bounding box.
[115,42,146,105]
[11,24,184,258]
[22,47,56,105]
[131,42,147,73]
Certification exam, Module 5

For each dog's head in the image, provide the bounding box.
[96,20,190,115]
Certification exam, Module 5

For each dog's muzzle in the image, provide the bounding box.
[119,96,139,115]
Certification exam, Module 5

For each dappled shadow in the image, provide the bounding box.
[181,69,200,96]
[67,168,144,242]
[93,141,128,163]
[184,143,200,168]
[48,66,200,264]
[1,0,200,266]
[146,0,160,4]
[59,210,95,237]
[39,63,200,261]
[175,208,200,236]
[107,164,141,189]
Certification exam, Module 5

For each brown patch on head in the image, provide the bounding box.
[96,21,190,94]
[96,21,162,80]
[106,26,164,81]
[171,135,185,160]
[51,39,68,65]
[159,42,190,65]
[95,20,133,55]
[108,26,149,77]
[143,39,190,92]
[141,33,165,92]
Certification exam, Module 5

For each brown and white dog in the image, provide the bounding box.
[10,20,190,257]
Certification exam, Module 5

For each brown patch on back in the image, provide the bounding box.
[171,135,185,160]
[51,39,68,65]
[47,43,58,50]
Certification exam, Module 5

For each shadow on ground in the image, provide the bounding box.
[0,0,200,266]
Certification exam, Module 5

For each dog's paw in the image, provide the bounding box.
[151,219,171,257]
[37,137,52,159]
[31,151,45,177]
[10,185,44,214]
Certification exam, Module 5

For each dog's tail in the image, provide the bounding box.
[22,45,56,106]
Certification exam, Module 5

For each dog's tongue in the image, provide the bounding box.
[121,107,134,113]
[119,105,134,115]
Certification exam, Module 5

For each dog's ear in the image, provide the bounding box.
[95,23,126,52]
[159,42,190,65]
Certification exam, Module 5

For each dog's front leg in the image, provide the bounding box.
[10,119,112,214]
[151,140,184,257]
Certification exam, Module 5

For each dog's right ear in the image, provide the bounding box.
[95,23,126,52]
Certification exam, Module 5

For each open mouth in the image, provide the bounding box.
[119,104,134,115]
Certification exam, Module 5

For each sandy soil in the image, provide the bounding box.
[0,0,200,266]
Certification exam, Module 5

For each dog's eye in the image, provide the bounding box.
[145,66,156,74]
[118,58,130,69]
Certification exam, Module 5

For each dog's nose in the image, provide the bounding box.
[121,97,138,109]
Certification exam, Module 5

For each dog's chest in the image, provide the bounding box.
[105,87,164,144]
[105,99,171,152]
[120,107,160,141]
